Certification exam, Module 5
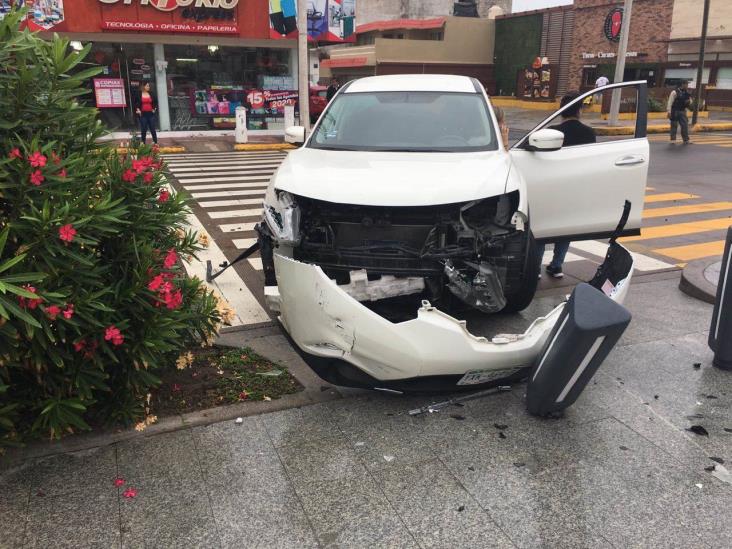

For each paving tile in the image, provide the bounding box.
[25,445,116,498]
[261,405,341,448]
[119,478,219,548]
[116,429,203,486]
[0,464,30,548]
[295,476,419,548]
[26,490,120,549]
[374,459,516,548]
[210,482,318,549]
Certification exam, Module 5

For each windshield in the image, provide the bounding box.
[309,91,498,152]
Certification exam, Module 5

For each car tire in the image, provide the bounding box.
[501,229,541,313]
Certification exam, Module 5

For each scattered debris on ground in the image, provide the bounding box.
[153,346,301,416]
[711,464,732,485]
[693,362,702,370]
[686,425,710,436]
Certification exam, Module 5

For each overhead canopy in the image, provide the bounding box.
[356,17,446,35]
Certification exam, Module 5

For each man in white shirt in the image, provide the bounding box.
[594,75,610,104]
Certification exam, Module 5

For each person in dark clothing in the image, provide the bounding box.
[326,77,340,102]
[667,80,691,144]
[133,82,158,145]
[538,91,597,278]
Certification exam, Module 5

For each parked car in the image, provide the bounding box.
[309,85,328,123]
[259,74,649,392]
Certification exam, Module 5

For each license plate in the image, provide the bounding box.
[457,367,522,386]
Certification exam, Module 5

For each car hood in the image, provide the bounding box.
[272,148,511,207]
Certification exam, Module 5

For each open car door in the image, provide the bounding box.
[510,81,649,241]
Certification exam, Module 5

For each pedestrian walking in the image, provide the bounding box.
[538,91,597,278]
[133,82,158,145]
[667,80,692,144]
[594,74,609,105]
[326,77,340,102]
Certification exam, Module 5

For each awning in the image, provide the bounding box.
[356,17,446,35]
[321,57,371,68]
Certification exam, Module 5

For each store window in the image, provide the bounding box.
[83,42,156,131]
[165,45,293,131]
[716,67,732,90]
[664,67,710,88]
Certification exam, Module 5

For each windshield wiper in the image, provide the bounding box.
[309,145,361,151]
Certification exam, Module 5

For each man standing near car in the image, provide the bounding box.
[326,77,340,102]
[667,80,691,144]
[537,91,597,278]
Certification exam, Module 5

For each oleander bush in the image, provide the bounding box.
[0,9,222,447]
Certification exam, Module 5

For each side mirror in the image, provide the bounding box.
[285,125,306,144]
[527,128,564,151]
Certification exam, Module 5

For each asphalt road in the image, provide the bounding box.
[164,134,732,330]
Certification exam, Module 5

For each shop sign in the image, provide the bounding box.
[604,7,623,43]
[191,88,298,117]
[97,0,239,10]
[93,78,127,108]
[581,51,645,60]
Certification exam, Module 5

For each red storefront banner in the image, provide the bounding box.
[101,20,238,34]
[93,78,127,108]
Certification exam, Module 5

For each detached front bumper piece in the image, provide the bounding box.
[269,243,634,393]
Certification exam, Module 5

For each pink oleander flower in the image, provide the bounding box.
[104,325,124,346]
[122,487,137,498]
[19,285,43,310]
[62,303,74,320]
[164,289,183,310]
[29,170,44,186]
[122,169,137,182]
[114,478,125,487]
[73,340,86,353]
[45,305,61,320]
[59,224,76,243]
[51,151,61,165]
[147,274,164,292]
[158,189,170,203]
[28,151,47,168]
[9,148,22,160]
[163,249,178,269]
[59,168,67,178]
[143,172,154,184]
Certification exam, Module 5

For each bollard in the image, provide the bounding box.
[235,106,247,144]
[284,104,295,130]
[709,226,732,370]
[526,283,632,417]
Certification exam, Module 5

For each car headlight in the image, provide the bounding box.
[263,189,301,245]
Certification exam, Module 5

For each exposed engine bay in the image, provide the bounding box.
[260,190,535,316]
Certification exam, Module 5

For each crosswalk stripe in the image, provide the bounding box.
[620,218,732,242]
[570,240,675,271]
[542,251,585,264]
[248,258,263,271]
[233,238,257,249]
[176,175,273,184]
[165,151,288,158]
[169,163,282,172]
[643,202,732,219]
[167,154,287,161]
[184,182,270,191]
[219,222,258,233]
[200,198,263,208]
[644,192,698,203]
[653,240,726,262]
[208,208,262,219]
[192,189,266,199]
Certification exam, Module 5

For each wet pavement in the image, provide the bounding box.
[2,275,731,548]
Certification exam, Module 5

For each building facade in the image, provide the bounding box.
[356,0,511,26]
[10,0,358,134]
[321,16,497,91]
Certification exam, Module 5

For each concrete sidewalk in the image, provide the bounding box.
[2,275,731,548]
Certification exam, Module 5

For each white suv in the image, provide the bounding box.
[259,74,649,392]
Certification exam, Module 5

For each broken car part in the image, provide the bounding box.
[525,279,632,417]
[205,240,260,283]
[407,385,511,416]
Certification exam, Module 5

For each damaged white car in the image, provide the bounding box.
[257,75,649,392]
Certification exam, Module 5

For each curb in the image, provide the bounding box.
[593,122,732,136]
[116,146,186,154]
[234,143,295,151]
[679,258,719,304]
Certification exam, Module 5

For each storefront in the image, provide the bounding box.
[7,0,355,133]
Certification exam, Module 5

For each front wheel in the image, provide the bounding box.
[502,230,541,313]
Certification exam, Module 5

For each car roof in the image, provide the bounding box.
[344,74,478,94]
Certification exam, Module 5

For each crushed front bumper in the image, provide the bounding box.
[269,245,634,390]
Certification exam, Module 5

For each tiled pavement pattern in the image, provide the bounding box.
[161,151,732,326]
[2,278,731,548]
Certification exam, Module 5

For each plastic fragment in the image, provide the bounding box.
[725,428,732,433]
[619,446,630,451]
[235,417,243,424]
[695,483,703,489]
[457,505,465,512]
[705,394,718,400]
[705,465,716,472]
[711,464,732,485]
[710,457,725,464]
[693,362,701,369]
[257,369,284,377]
[383,455,395,462]
[654,395,659,400]
[687,425,709,436]
[467,466,475,472]
[498,432,507,439]
[450,414,466,421]
[355,442,365,447]
[513,462,526,468]
[493,423,508,430]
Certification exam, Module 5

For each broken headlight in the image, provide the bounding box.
[263,189,301,245]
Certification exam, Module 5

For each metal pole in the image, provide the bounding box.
[692,0,711,126]
[709,227,732,371]
[153,44,171,132]
[297,0,310,133]
[608,0,633,127]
